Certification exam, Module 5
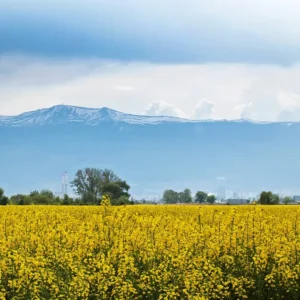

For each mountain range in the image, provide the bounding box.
[1,105,300,198]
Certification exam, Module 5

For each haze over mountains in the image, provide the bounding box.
[1,105,300,197]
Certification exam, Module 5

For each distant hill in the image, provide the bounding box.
[1,105,300,197]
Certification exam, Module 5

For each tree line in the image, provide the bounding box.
[258,191,294,205]
[0,168,134,206]
[71,168,131,205]
[162,189,296,205]
[0,170,297,206]
[162,189,217,204]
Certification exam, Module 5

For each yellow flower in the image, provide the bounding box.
[0,204,299,298]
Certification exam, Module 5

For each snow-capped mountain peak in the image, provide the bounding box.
[0,105,294,127]
[0,105,191,127]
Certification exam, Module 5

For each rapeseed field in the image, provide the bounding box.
[0,205,299,299]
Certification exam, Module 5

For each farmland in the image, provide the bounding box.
[0,205,300,299]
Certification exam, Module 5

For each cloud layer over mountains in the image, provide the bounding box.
[1,56,300,121]
[1,0,300,121]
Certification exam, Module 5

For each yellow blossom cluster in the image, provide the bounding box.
[0,205,300,299]
[101,195,111,207]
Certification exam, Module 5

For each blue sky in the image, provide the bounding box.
[1,0,300,121]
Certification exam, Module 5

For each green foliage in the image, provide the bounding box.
[195,191,208,203]
[62,194,73,205]
[71,168,102,204]
[111,195,134,206]
[21,196,34,205]
[30,190,39,197]
[162,190,179,204]
[10,190,63,205]
[0,188,8,206]
[40,190,55,198]
[0,197,8,206]
[101,181,130,200]
[10,194,26,205]
[73,198,84,205]
[259,191,280,205]
[179,189,192,203]
[6,168,130,207]
[28,190,55,205]
[283,196,292,205]
[163,188,193,204]
[207,195,216,204]
[71,168,130,205]
[162,189,216,205]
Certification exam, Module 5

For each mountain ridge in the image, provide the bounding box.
[0,105,194,127]
[0,104,282,127]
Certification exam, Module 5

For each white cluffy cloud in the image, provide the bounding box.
[146,99,215,120]
[2,55,300,121]
[277,110,300,122]
[145,101,187,118]
[233,102,255,120]
[193,99,215,119]
[276,92,300,121]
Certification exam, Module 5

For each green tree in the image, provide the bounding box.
[40,190,55,199]
[272,194,280,204]
[179,189,192,203]
[0,188,8,206]
[62,194,73,205]
[71,168,130,204]
[71,168,103,204]
[101,169,120,183]
[30,191,53,205]
[259,191,280,205]
[162,190,179,204]
[207,195,216,204]
[21,196,34,205]
[10,194,26,205]
[195,191,208,203]
[22,190,57,205]
[282,196,292,205]
[101,181,130,201]
[30,190,39,197]
[112,195,134,206]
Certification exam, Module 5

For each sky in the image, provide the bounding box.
[1,0,300,121]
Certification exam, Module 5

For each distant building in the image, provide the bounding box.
[227,198,250,205]
[232,191,239,199]
[293,196,300,202]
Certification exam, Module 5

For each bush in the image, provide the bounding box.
[111,195,134,206]
[0,188,8,206]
